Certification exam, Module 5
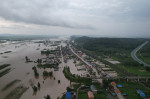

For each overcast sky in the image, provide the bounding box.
[0,0,150,37]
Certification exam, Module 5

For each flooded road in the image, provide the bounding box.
[0,38,70,99]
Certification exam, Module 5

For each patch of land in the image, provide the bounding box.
[2,79,21,91]
[0,64,10,70]
[78,83,107,99]
[0,68,11,77]
[4,86,28,99]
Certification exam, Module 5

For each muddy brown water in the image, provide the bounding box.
[0,39,72,99]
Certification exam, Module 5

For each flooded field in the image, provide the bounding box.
[0,38,71,99]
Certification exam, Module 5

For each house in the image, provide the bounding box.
[137,90,146,98]
[90,85,97,94]
[88,91,94,99]
[114,89,121,94]
[101,69,106,76]
[117,84,123,88]
[65,92,71,99]
[111,82,116,87]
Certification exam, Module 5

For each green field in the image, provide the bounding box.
[116,64,150,76]
[73,36,150,76]
[78,83,107,99]
[78,91,88,99]
[116,81,150,99]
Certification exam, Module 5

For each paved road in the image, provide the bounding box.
[69,45,102,83]
[69,45,92,68]
[131,41,150,67]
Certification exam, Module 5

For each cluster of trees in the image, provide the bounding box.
[37,64,54,69]
[32,82,41,93]
[63,67,92,84]
[44,94,51,99]
[42,64,54,68]
[58,80,60,84]
[37,59,42,64]
[43,71,53,77]
[25,56,32,62]
[146,67,150,71]
[74,36,147,67]
[32,66,39,77]
[32,86,37,92]
[75,37,146,55]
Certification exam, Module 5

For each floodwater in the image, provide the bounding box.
[0,38,72,99]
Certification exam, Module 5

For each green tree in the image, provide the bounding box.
[49,71,53,77]
[25,56,28,62]
[38,82,40,88]
[32,86,37,92]
[58,80,60,84]
[44,94,51,99]
[66,87,72,92]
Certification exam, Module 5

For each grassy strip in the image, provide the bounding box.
[37,64,54,69]
[0,68,11,77]
[63,67,92,84]
[2,79,21,91]
[116,64,150,76]
[78,91,88,99]
[137,52,150,65]
[4,86,28,99]
[42,64,54,68]
[0,64,11,70]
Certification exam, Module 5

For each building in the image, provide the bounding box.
[137,90,146,98]
[90,85,97,94]
[111,82,116,87]
[65,92,71,99]
[88,91,94,99]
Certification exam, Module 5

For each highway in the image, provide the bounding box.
[131,41,150,67]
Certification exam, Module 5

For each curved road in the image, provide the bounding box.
[131,41,150,67]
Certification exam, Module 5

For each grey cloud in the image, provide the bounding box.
[0,0,150,37]
[0,0,93,29]
[107,0,150,20]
